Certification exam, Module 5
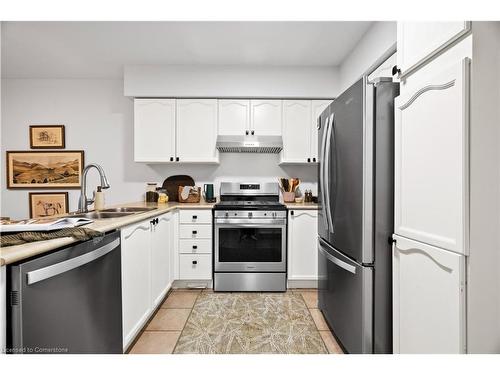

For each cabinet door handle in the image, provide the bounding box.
[176,157,180,162]
[192,260,198,265]
[313,157,316,162]
[170,157,174,162]
[192,215,197,219]
[245,130,249,135]
[192,230,197,234]
[192,245,198,250]
[307,158,311,163]
[251,130,255,135]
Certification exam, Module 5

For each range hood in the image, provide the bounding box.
[216,135,283,153]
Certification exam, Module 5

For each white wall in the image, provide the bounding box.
[124,65,339,98]
[1,78,318,220]
[338,22,396,94]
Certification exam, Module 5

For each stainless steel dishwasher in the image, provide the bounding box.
[7,231,122,354]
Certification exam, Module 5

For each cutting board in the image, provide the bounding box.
[161,175,195,202]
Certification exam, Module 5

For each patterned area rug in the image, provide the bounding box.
[173,292,328,354]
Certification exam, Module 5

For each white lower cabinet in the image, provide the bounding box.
[178,209,213,280]
[151,212,174,308]
[287,210,318,281]
[393,235,466,354]
[121,212,174,350]
[179,254,212,280]
[121,220,153,350]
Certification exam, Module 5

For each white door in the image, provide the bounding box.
[176,99,219,163]
[395,58,470,254]
[288,210,318,280]
[151,213,173,309]
[134,98,176,162]
[281,100,312,164]
[250,100,282,136]
[311,100,331,161]
[393,235,466,354]
[121,220,152,349]
[397,22,471,77]
[218,99,250,136]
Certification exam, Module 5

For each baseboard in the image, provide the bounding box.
[287,279,318,289]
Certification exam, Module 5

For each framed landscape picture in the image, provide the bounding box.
[30,125,65,149]
[29,192,69,218]
[6,150,84,189]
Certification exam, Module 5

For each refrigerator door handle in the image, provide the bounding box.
[319,115,330,231]
[26,238,120,285]
[318,241,357,274]
[324,113,335,231]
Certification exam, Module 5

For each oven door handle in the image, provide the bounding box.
[214,221,286,227]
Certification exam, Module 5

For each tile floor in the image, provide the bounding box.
[129,288,344,354]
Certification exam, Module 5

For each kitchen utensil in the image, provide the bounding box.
[162,175,195,202]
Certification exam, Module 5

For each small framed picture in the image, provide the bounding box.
[29,192,69,219]
[30,125,65,149]
[6,150,84,189]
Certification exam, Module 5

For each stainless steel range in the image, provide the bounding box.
[213,182,287,292]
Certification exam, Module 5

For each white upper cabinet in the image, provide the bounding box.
[250,100,282,136]
[397,22,471,77]
[394,57,470,255]
[176,99,219,163]
[280,99,331,164]
[288,210,318,281]
[310,100,331,160]
[134,99,176,162]
[393,235,466,354]
[218,99,250,136]
[281,100,312,163]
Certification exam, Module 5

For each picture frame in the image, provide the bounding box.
[6,150,84,189]
[29,192,69,219]
[29,125,65,149]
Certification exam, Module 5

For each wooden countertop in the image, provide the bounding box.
[0,199,215,266]
[284,202,319,210]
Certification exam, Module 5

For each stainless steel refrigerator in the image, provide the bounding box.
[318,76,399,354]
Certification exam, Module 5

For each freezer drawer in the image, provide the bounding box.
[318,238,373,353]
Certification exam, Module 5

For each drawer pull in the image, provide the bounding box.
[192,215,197,219]
[192,260,198,265]
[192,230,197,235]
[192,245,198,249]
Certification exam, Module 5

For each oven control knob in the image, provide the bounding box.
[248,212,253,218]
[272,212,277,218]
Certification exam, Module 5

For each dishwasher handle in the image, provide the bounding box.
[26,238,120,285]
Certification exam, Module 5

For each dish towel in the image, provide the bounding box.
[180,186,194,201]
[0,227,103,247]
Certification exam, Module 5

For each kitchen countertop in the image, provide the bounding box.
[284,202,319,210]
[0,199,318,266]
[0,199,216,266]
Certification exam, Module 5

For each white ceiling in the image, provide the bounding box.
[1,21,373,78]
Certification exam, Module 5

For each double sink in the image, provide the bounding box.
[67,207,157,220]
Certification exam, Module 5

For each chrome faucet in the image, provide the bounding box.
[78,164,110,213]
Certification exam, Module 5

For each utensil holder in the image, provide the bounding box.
[283,192,295,203]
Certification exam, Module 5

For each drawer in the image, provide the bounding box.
[179,224,212,239]
[179,239,212,254]
[179,210,212,224]
[179,254,212,280]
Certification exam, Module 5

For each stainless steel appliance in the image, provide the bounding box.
[213,182,287,292]
[7,231,122,353]
[318,77,399,354]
